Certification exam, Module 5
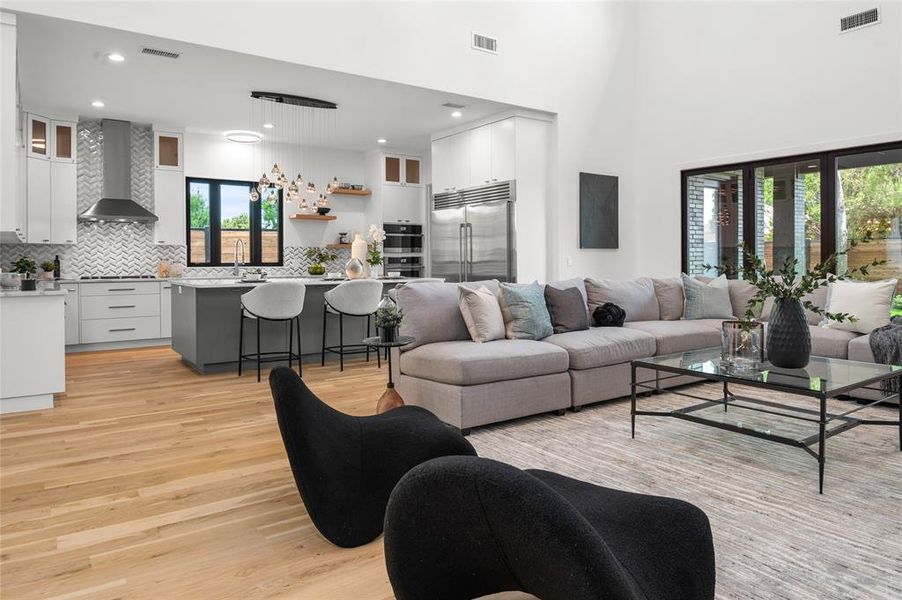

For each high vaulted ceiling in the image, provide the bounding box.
[16,13,519,152]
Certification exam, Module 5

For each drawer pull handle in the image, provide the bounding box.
[108,305,136,309]
[108,328,136,332]
[108,287,136,291]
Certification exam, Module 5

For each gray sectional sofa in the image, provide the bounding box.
[392,277,887,433]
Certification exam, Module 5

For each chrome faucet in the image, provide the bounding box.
[234,239,245,277]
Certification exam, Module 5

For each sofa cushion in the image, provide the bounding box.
[695,275,761,320]
[548,277,590,321]
[847,334,875,363]
[624,319,723,355]
[808,325,860,359]
[652,277,684,320]
[682,274,734,320]
[822,279,897,334]
[397,280,499,349]
[400,339,569,386]
[544,285,589,334]
[543,327,656,370]
[458,285,505,343]
[498,282,553,340]
[585,277,660,322]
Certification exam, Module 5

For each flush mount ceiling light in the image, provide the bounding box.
[451,110,463,118]
[377,138,388,144]
[106,53,125,63]
[91,100,105,108]
[224,130,263,144]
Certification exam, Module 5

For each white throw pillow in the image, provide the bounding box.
[822,279,898,334]
[681,274,734,320]
[458,285,505,343]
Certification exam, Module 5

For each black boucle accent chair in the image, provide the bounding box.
[384,456,716,600]
[268,367,477,548]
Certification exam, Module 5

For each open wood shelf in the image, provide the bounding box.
[326,243,352,249]
[330,188,371,196]
[289,213,337,221]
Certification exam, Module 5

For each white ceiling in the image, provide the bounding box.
[16,13,519,152]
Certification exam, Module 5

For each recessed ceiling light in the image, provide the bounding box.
[451,111,463,118]
[106,53,125,63]
[91,100,105,108]
[263,123,274,129]
[377,138,388,144]
[224,130,262,144]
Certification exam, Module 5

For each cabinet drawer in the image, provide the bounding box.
[80,316,161,343]
[81,294,160,319]
[80,282,161,296]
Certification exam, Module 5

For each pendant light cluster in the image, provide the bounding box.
[246,91,339,213]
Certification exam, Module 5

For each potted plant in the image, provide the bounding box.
[40,260,56,280]
[375,300,403,343]
[305,247,337,276]
[367,224,386,278]
[705,238,884,368]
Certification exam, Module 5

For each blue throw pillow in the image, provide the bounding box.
[499,282,553,340]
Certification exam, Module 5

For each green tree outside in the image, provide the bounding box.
[189,192,209,229]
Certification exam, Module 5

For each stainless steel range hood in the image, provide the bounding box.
[78,119,158,223]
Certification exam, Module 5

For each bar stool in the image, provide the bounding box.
[321,279,384,371]
[239,281,306,382]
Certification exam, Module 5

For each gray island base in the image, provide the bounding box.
[170,278,412,374]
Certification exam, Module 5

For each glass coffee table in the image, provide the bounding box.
[630,348,901,493]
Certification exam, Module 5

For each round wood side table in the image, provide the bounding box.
[363,335,416,414]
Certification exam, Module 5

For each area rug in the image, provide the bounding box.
[468,383,902,600]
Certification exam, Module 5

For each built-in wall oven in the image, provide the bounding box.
[382,223,425,277]
[384,255,424,278]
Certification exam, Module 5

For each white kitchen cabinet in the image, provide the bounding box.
[51,120,76,163]
[432,133,469,193]
[80,316,162,344]
[383,185,424,224]
[383,154,421,187]
[468,126,492,187]
[154,131,182,170]
[50,161,77,244]
[0,13,25,242]
[63,283,80,345]
[26,113,50,160]
[153,168,185,245]
[490,118,517,183]
[26,156,51,243]
[160,283,172,338]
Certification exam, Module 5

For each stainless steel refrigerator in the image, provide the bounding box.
[430,181,516,283]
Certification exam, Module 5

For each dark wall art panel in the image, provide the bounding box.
[579,172,619,249]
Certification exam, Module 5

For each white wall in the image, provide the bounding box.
[184,132,371,247]
[5,1,641,282]
[632,0,902,277]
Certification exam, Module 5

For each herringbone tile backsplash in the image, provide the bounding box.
[0,121,349,278]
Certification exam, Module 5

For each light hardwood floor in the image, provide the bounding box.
[0,347,408,599]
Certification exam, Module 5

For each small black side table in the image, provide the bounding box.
[363,336,416,413]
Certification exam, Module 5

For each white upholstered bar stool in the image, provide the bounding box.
[239,281,306,382]
[321,279,384,372]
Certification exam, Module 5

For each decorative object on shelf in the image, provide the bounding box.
[367,224,386,278]
[40,261,56,281]
[721,320,764,371]
[10,256,37,277]
[703,237,883,369]
[345,257,364,279]
[316,206,331,216]
[244,91,339,207]
[375,296,403,342]
[305,247,337,276]
[338,232,349,244]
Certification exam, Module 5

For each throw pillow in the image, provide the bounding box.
[652,278,684,320]
[458,285,505,343]
[547,277,590,321]
[822,279,898,334]
[584,277,659,322]
[681,273,734,320]
[498,282,553,340]
[593,303,626,327]
[544,285,590,334]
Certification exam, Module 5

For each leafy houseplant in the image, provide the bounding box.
[367,224,386,276]
[705,239,885,368]
[40,261,56,280]
[11,256,36,276]
[304,247,337,276]
[375,301,403,342]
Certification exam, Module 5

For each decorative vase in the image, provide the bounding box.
[308,263,325,276]
[345,257,364,279]
[369,263,383,279]
[351,233,369,278]
[379,326,398,343]
[721,320,764,371]
[41,270,54,281]
[766,298,811,368]
[377,293,396,312]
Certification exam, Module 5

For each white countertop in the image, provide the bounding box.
[169,276,419,289]
[0,289,68,298]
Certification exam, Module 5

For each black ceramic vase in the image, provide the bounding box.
[380,326,398,343]
[767,298,811,368]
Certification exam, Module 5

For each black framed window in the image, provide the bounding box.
[186,177,283,266]
[682,141,901,296]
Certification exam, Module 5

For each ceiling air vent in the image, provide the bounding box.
[840,7,880,33]
[471,32,498,54]
[442,102,466,110]
[140,46,181,59]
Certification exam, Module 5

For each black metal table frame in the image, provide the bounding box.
[629,361,901,494]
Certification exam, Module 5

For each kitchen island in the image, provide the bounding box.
[169,277,416,374]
